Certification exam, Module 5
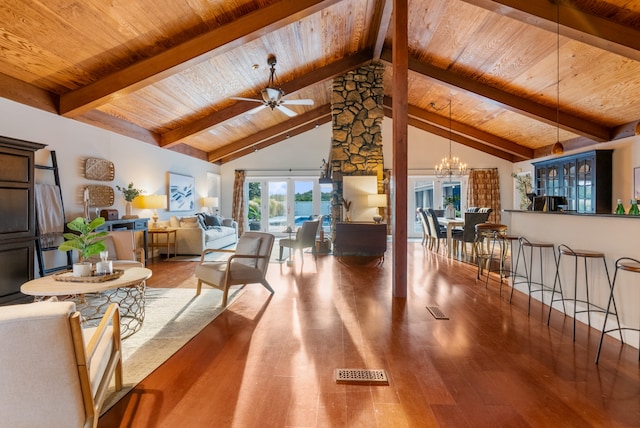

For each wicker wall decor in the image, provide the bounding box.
[85,158,115,181]
[86,185,114,207]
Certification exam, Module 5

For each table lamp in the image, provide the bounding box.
[367,194,387,223]
[136,194,166,228]
[201,197,219,214]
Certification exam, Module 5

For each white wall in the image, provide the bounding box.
[0,97,220,223]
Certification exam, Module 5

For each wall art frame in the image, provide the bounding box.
[168,172,195,211]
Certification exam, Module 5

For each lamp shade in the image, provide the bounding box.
[201,197,219,208]
[367,194,387,208]
[134,194,166,209]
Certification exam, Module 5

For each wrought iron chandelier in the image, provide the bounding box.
[435,100,467,179]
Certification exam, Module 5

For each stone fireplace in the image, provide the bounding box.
[329,63,385,226]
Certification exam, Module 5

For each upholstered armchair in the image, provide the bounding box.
[195,232,275,307]
[0,301,122,428]
[278,220,319,262]
[87,230,145,269]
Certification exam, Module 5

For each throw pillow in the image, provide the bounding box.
[169,216,180,228]
[213,214,223,227]
[180,216,200,228]
[233,236,262,267]
[195,212,207,230]
[203,214,217,227]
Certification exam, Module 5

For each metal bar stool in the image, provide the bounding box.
[518,237,562,315]
[506,235,528,304]
[595,257,638,364]
[475,223,508,295]
[547,244,622,341]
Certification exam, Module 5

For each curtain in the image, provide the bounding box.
[232,170,246,236]
[467,168,501,223]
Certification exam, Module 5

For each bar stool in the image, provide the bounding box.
[595,257,638,364]
[547,244,622,342]
[517,237,562,315]
[475,223,508,295]
[505,235,527,303]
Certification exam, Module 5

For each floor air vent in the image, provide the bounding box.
[335,369,389,385]
[426,305,449,320]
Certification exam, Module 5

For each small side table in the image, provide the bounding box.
[148,228,178,258]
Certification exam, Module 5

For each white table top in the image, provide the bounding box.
[21,267,152,296]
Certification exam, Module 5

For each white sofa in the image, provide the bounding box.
[155,214,238,255]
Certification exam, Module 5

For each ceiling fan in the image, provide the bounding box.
[231,55,314,117]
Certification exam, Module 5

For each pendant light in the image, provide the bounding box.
[551,0,564,155]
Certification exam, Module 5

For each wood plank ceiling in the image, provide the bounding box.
[1,0,639,164]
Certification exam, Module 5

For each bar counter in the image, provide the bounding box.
[504,209,640,348]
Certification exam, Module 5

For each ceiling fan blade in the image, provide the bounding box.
[276,105,298,117]
[230,96,264,103]
[281,99,314,105]
[247,105,268,114]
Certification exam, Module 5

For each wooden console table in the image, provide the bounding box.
[333,222,387,262]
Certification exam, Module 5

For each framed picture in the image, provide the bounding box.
[168,172,195,211]
[635,167,640,199]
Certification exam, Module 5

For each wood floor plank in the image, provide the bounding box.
[100,243,640,427]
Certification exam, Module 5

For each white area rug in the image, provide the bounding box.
[101,286,242,413]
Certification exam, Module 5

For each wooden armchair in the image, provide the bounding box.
[0,301,122,428]
[86,230,145,269]
[195,232,275,307]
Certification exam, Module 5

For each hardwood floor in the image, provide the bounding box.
[99,243,639,427]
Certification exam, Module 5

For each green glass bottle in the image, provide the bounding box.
[629,199,639,216]
[615,199,626,215]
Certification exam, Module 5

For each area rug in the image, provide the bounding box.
[100,286,243,414]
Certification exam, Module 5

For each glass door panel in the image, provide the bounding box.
[268,181,288,233]
[247,181,262,231]
[293,181,313,227]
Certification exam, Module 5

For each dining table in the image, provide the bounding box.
[438,217,465,258]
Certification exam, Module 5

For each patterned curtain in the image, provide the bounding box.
[467,168,501,223]
[232,170,246,236]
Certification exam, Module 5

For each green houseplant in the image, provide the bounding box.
[116,182,143,218]
[58,217,108,276]
[443,195,459,219]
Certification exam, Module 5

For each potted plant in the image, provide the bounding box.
[116,182,143,219]
[58,217,109,277]
[443,195,459,219]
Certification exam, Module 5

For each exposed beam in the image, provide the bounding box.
[220,115,332,164]
[161,52,372,148]
[368,0,393,60]
[208,104,332,162]
[383,96,532,160]
[383,106,516,162]
[459,0,640,62]
[74,110,161,146]
[381,49,611,142]
[59,0,343,117]
[0,72,57,114]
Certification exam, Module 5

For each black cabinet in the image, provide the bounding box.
[533,150,612,213]
[0,136,46,304]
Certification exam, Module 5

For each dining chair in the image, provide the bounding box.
[278,220,320,262]
[426,208,448,253]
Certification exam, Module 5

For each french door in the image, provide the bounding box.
[246,178,332,234]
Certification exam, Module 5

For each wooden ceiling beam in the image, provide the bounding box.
[0,72,57,114]
[383,105,516,162]
[219,115,333,164]
[380,49,611,142]
[59,0,342,117]
[368,0,393,60]
[161,52,371,148]
[459,0,640,62]
[208,104,332,163]
[383,96,533,160]
[74,110,161,146]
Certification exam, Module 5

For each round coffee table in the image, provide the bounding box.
[21,267,152,338]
